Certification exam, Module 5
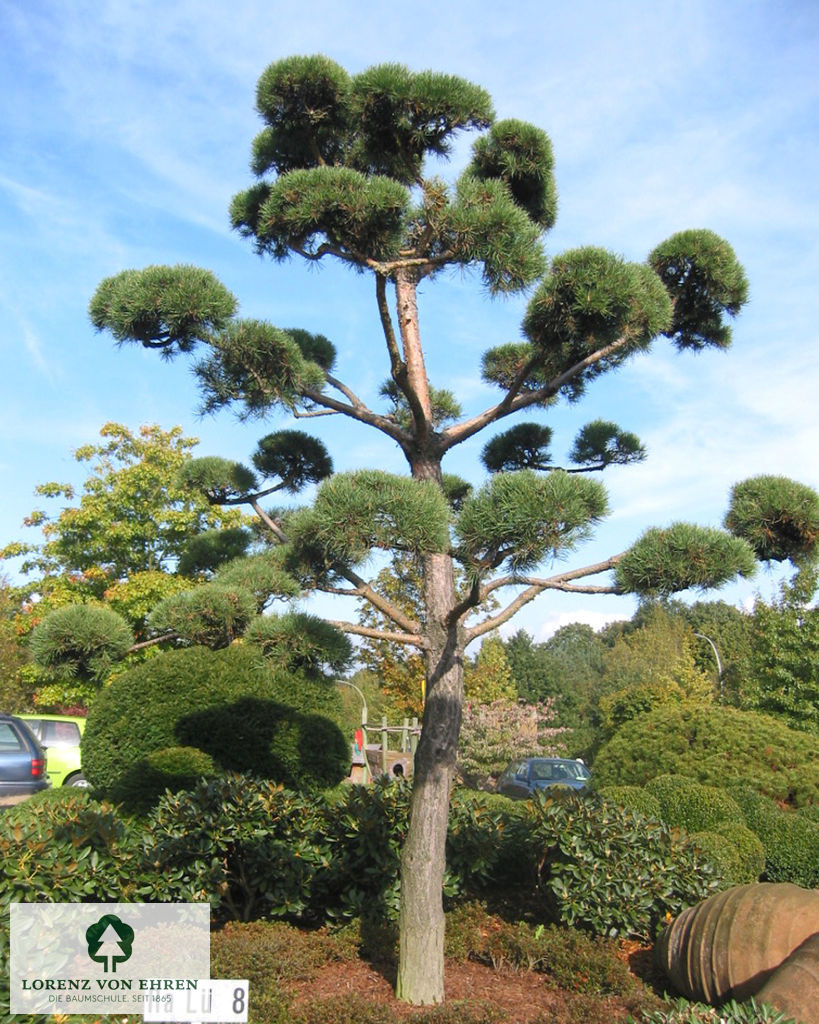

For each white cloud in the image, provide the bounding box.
[1,0,816,629]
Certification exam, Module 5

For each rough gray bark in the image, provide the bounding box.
[396,550,463,1004]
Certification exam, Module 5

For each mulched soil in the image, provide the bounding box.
[287,941,665,1022]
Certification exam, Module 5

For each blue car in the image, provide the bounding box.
[0,714,50,806]
[497,757,591,799]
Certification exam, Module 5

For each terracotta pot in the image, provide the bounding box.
[656,883,819,1004]
[755,931,819,1024]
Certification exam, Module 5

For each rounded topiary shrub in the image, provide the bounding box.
[728,785,819,889]
[82,645,349,806]
[592,704,819,807]
[645,775,744,833]
[688,822,765,886]
[597,785,662,821]
[113,745,218,811]
[714,821,766,883]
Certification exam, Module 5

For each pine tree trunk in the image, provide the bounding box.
[395,550,463,1004]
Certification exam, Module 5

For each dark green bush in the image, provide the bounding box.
[113,745,217,811]
[513,793,722,938]
[593,704,818,806]
[82,644,349,805]
[687,830,756,886]
[0,789,136,907]
[728,785,819,888]
[446,789,514,896]
[713,821,766,883]
[596,785,662,821]
[144,774,332,921]
[320,777,411,921]
[644,775,743,833]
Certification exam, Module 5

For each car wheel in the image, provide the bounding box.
[67,774,89,788]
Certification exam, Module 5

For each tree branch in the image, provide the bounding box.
[324,373,370,412]
[300,385,409,445]
[292,408,338,418]
[243,495,425,635]
[217,482,286,506]
[376,273,407,382]
[129,632,177,652]
[463,554,625,642]
[333,565,423,635]
[440,336,633,453]
[328,620,428,648]
[250,500,287,543]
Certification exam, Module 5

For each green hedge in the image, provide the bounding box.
[688,823,765,885]
[82,645,349,806]
[592,704,818,806]
[728,785,819,889]
[644,775,744,833]
[596,785,662,821]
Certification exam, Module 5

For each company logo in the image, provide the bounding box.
[11,902,210,1014]
[85,914,134,973]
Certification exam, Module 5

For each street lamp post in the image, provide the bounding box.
[694,632,723,700]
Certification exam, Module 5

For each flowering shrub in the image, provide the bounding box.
[457,697,568,787]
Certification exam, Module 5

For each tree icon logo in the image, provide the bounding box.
[85,914,134,973]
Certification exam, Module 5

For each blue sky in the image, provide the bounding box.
[1,0,817,643]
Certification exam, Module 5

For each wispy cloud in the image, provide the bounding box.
[1,0,816,626]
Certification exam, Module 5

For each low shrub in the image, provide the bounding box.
[211,920,331,985]
[445,903,636,995]
[644,775,743,833]
[144,774,332,921]
[728,785,819,888]
[515,793,722,938]
[287,995,401,1024]
[631,996,798,1023]
[596,785,662,821]
[0,788,136,907]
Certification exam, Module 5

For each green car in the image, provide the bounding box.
[17,714,88,788]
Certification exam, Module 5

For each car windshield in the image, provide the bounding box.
[530,760,589,781]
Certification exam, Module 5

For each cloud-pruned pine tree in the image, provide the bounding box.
[48,56,818,1003]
